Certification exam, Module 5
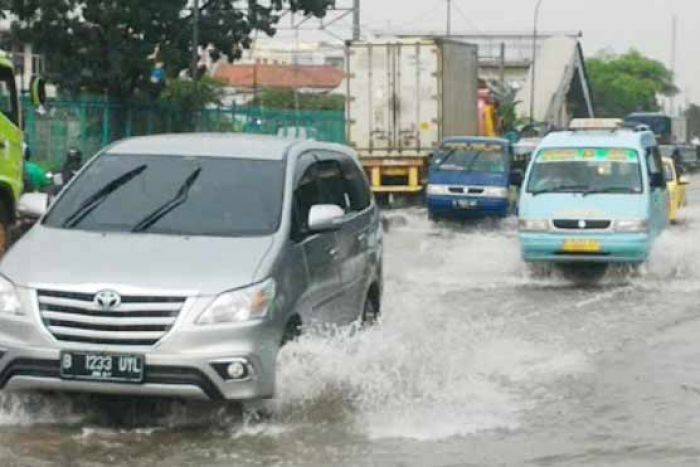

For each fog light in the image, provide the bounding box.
[227,361,247,380]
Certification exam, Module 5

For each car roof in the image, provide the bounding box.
[442,136,510,145]
[538,129,653,150]
[107,133,301,161]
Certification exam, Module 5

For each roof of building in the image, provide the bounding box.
[213,64,345,90]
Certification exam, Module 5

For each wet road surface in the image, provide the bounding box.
[2,179,700,466]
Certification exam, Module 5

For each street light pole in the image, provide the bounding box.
[446,0,452,36]
[191,0,200,79]
[530,0,543,123]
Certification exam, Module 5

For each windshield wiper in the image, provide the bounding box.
[62,165,148,228]
[530,184,590,196]
[583,187,639,196]
[131,167,202,233]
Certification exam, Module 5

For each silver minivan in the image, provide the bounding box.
[0,134,383,401]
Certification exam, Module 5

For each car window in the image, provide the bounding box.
[339,155,371,212]
[0,67,18,125]
[291,163,322,240]
[315,160,350,210]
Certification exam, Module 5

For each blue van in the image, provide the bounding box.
[518,125,669,264]
[426,137,519,219]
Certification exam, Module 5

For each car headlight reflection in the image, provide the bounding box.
[614,219,649,233]
[519,219,550,232]
[196,279,276,326]
[0,276,22,316]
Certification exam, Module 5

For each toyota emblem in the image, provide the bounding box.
[94,290,122,310]
[578,220,587,229]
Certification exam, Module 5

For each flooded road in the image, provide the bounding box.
[2,181,700,466]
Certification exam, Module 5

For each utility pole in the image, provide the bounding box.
[191,0,200,79]
[446,0,452,36]
[353,0,361,41]
[670,14,677,115]
[530,0,543,123]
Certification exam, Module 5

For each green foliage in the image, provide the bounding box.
[587,49,678,117]
[160,77,224,113]
[9,0,334,101]
[250,88,344,111]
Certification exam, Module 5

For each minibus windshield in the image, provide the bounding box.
[527,148,643,195]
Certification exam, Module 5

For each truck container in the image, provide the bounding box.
[346,38,479,195]
[672,117,688,144]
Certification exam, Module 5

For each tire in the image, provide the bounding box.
[361,294,380,326]
[0,199,12,257]
[280,316,302,346]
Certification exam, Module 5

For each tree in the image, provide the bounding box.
[9,0,334,101]
[250,88,345,111]
[587,50,678,117]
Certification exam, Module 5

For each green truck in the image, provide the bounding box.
[0,52,31,254]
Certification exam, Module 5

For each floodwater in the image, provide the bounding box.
[2,181,700,466]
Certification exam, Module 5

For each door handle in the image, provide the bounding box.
[357,233,367,242]
[328,248,338,258]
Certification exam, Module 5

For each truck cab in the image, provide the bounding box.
[0,53,26,254]
[518,125,668,265]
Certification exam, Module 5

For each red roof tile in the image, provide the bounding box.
[214,64,345,90]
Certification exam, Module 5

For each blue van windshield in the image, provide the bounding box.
[527,148,643,195]
[433,142,508,174]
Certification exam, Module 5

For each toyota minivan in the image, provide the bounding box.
[0,134,383,401]
[519,122,668,265]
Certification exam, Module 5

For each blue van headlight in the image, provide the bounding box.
[483,187,509,198]
[613,219,649,233]
[426,184,450,196]
[519,219,550,232]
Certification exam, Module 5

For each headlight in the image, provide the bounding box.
[0,276,22,316]
[519,219,550,232]
[483,187,509,198]
[426,184,450,196]
[196,279,276,326]
[614,219,649,233]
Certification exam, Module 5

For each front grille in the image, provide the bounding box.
[553,219,611,230]
[37,289,187,347]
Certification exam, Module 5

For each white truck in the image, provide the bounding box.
[346,38,479,195]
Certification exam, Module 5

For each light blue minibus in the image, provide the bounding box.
[518,123,669,265]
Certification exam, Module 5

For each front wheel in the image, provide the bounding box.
[361,295,380,326]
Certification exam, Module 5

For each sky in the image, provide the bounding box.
[277,0,698,108]
[360,0,697,107]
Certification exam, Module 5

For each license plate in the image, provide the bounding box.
[562,239,602,254]
[454,199,478,209]
[60,351,145,383]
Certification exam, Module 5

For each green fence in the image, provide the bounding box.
[23,99,347,169]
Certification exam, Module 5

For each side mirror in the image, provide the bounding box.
[30,76,48,110]
[510,169,524,187]
[650,172,666,189]
[308,204,346,232]
[18,193,49,218]
[679,175,690,185]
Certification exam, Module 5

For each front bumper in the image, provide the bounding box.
[519,231,652,264]
[427,195,509,218]
[0,293,281,401]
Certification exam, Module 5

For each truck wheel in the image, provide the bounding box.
[0,200,11,256]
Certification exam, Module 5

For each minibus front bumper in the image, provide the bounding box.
[519,232,652,264]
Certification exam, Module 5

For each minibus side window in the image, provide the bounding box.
[646,146,666,189]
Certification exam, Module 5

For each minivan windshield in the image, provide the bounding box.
[43,154,286,237]
[433,142,509,174]
[527,148,643,195]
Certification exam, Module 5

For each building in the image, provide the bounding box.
[213,63,345,106]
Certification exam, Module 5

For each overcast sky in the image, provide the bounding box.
[358,0,696,106]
